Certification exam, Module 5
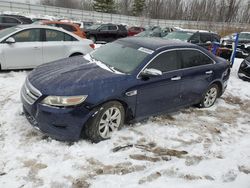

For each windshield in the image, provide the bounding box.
[88,24,101,30]
[163,31,193,41]
[91,42,150,73]
[0,27,19,40]
[239,33,250,40]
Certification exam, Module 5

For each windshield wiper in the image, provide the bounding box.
[90,54,124,74]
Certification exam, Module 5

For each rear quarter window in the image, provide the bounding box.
[180,49,214,68]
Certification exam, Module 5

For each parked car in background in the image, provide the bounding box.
[128,26,145,36]
[84,23,128,43]
[163,30,231,59]
[73,21,94,30]
[0,14,32,30]
[238,55,250,81]
[39,21,86,38]
[81,21,94,29]
[221,32,250,58]
[135,26,172,38]
[21,37,230,142]
[0,25,94,70]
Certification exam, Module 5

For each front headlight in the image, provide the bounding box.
[41,95,88,107]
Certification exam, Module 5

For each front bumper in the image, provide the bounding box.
[238,60,250,81]
[21,94,94,142]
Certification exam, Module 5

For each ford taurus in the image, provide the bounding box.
[21,37,230,142]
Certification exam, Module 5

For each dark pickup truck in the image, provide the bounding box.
[84,23,127,43]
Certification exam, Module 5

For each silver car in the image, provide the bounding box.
[0,25,94,70]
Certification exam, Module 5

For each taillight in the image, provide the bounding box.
[89,44,95,49]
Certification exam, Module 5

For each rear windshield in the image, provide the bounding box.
[91,41,150,73]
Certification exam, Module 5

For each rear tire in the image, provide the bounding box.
[85,101,124,143]
[199,84,219,108]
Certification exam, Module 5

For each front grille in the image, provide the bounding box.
[21,79,42,105]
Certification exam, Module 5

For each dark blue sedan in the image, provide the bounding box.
[21,37,230,142]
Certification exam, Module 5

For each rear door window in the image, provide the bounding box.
[147,50,181,72]
[180,49,214,68]
[99,25,109,31]
[45,29,77,41]
[108,25,117,31]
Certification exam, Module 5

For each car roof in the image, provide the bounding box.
[118,37,196,50]
[176,29,217,35]
[42,21,78,27]
[17,24,67,30]
[0,24,83,41]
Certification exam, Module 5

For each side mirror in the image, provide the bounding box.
[140,68,163,79]
[5,37,15,44]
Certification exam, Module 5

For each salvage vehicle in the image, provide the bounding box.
[0,25,94,70]
[221,32,250,58]
[238,55,250,81]
[21,37,230,142]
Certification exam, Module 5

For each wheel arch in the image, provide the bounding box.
[69,52,83,57]
[210,80,223,97]
[91,98,134,123]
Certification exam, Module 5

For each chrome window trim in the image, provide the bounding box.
[136,48,216,79]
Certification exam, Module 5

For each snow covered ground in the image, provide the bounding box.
[0,59,249,188]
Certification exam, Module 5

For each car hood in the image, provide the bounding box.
[28,56,127,96]
[225,39,250,44]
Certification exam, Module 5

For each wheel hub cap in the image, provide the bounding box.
[99,107,121,138]
[204,87,217,107]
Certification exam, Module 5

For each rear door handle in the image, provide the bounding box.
[171,76,181,81]
[205,70,213,75]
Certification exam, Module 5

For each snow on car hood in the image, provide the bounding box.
[28,56,127,96]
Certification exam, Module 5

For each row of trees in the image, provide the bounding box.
[40,0,250,23]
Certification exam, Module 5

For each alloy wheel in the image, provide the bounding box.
[203,87,218,107]
[98,107,121,138]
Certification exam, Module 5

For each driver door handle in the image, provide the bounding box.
[171,76,181,81]
[205,70,213,75]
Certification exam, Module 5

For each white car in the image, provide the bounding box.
[0,25,94,70]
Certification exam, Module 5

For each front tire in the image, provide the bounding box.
[85,101,124,143]
[199,84,219,108]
